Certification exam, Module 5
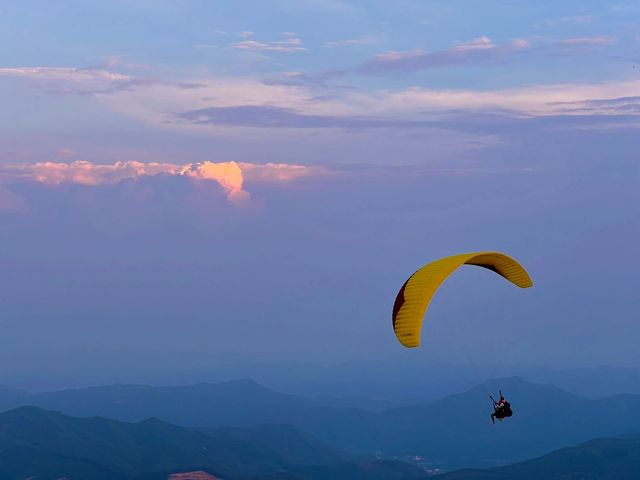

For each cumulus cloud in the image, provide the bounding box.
[0,160,324,206]
[0,161,182,186]
[183,162,250,204]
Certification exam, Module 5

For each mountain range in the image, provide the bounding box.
[439,437,640,479]
[8,353,640,406]
[0,406,423,480]
[1,377,640,468]
[1,405,638,479]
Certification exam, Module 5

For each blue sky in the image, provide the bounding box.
[0,1,638,385]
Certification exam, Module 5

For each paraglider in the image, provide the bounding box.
[392,251,533,348]
[391,251,532,424]
[490,390,513,424]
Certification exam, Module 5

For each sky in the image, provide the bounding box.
[0,1,638,388]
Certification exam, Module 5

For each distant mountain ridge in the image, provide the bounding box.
[1,377,640,468]
[9,356,639,406]
[0,406,424,480]
[199,424,352,466]
[439,437,640,479]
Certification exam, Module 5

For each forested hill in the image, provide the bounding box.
[439,437,640,479]
[0,406,423,480]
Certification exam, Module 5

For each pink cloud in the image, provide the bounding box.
[0,160,323,206]
[0,67,134,94]
[240,163,327,183]
[0,161,181,186]
[182,162,250,205]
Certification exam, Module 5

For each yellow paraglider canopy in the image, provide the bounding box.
[392,252,533,348]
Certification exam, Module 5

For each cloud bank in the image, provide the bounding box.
[2,47,638,145]
[0,160,324,207]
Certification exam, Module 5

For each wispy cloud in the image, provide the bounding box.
[323,37,378,48]
[369,81,640,117]
[453,36,498,51]
[356,36,530,74]
[230,33,306,53]
[214,30,254,38]
[555,36,617,46]
[260,71,330,88]
[99,55,147,71]
[0,66,200,95]
[177,105,425,129]
[545,95,640,114]
[355,33,619,75]
[0,67,136,94]
[240,162,326,183]
[535,14,597,28]
[175,79,640,133]
[4,61,639,137]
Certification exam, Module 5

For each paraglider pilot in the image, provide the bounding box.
[490,390,513,424]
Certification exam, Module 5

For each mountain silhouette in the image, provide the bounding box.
[438,437,640,479]
[2,377,640,468]
[0,406,423,480]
